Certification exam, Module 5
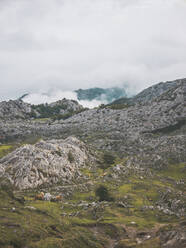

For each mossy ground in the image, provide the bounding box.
[0,145,13,158]
[0,138,41,159]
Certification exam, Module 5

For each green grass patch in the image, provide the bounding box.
[158,163,186,181]
[72,191,95,202]
[32,118,50,123]
[0,145,13,158]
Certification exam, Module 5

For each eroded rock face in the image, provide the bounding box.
[0,137,91,189]
[0,98,84,121]
[0,100,32,120]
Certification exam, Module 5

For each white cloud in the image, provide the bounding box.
[0,0,186,100]
[23,90,77,105]
[23,90,105,108]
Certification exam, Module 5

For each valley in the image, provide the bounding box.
[0,78,185,248]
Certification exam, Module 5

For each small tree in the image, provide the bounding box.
[95,185,113,202]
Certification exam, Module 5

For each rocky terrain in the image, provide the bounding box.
[132,78,185,104]
[0,137,92,190]
[1,78,185,160]
[110,78,186,105]
[0,78,185,248]
[0,100,32,120]
[0,98,84,121]
[31,98,84,119]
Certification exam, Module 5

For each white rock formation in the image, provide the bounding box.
[0,137,90,190]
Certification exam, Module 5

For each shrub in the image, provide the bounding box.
[103,152,116,165]
[68,151,75,163]
[95,185,114,202]
[0,178,14,198]
[108,104,129,110]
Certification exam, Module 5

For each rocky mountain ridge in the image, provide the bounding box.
[0,98,84,120]
[1,78,184,121]
[109,78,186,106]
[1,78,185,157]
[132,78,185,104]
[0,99,32,120]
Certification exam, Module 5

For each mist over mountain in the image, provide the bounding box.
[21,86,128,108]
[76,87,127,102]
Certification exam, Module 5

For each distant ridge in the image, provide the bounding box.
[75,87,127,103]
[109,78,186,106]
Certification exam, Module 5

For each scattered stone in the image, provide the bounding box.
[44,193,52,201]
[130,222,136,225]
[11,207,16,212]
[24,206,37,210]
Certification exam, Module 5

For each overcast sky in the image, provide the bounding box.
[0,0,186,101]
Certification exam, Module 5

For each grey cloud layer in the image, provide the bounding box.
[0,0,186,100]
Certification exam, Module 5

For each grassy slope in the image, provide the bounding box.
[0,155,185,248]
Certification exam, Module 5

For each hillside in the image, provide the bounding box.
[109,78,186,107]
[0,78,185,248]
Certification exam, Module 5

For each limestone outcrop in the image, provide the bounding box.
[0,137,91,189]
